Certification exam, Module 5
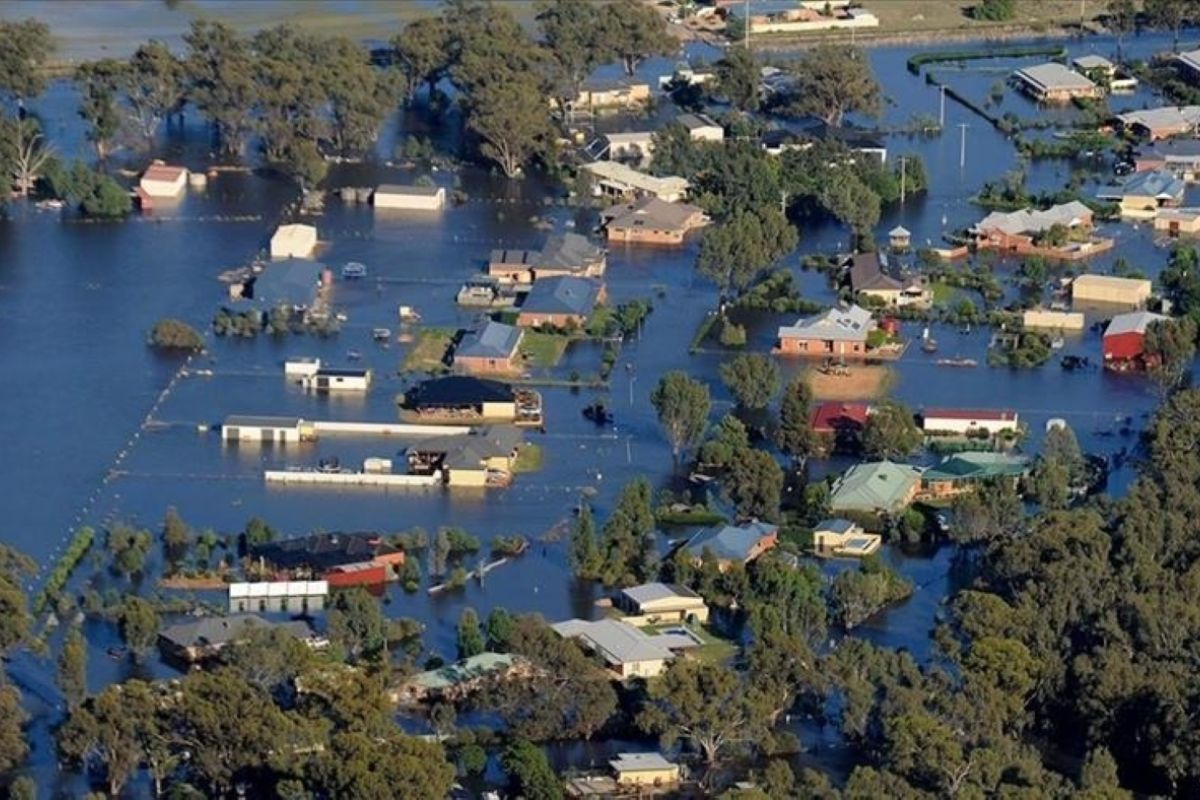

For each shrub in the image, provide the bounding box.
[149,318,205,351]
[972,0,1016,21]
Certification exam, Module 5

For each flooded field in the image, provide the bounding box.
[0,16,1194,792]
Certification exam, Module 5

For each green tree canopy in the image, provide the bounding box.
[720,353,781,410]
[696,209,798,296]
[781,44,881,125]
[776,376,815,459]
[861,400,922,460]
[638,659,757,764]
[503,738,563,800]
[651,371,712,459]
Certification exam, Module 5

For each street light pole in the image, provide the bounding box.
[939,84,946,128]
[958,123,969,169]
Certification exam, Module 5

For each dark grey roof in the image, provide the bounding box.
[676,112,720,131]
[407,426,523,468]
[159,614,312,649]
[602,197,704,232]
[251,532,400,571]
[405,376,516,408]
[538,232,604,272]
[520,276,603,316]
[846,251,902,292]
[458,321,523,360]
[489,248,537,267]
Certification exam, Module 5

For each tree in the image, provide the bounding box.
[117,596,158,656]
[820,170,882,245]
[600,0,675,76]
[328,586,387,664]
[486,607,516,650]
[58,625,88,710]
[720,353,781,410]
[392,16,452,104]
[0,545,33,655]
[123,40,185,144]
[1146,0,1188,50]
[638,659,755,764]
[57,684,142,796]
[307,731,456,799]
[106,523,152,576]
[569,502,602,580]
[950,479,1025,544]
[776,377,815,459]
[861,401,922,460]
[321,35,401,157]
[724,449,785,522]
[8,776,35,800]
[715,44,759,112]
[598,477,657,585]
[1143,316,1197,395]
[0,681,29,773]
[457,607,485,659]
[75,59,127,158]
[651,371,711,459]
[698,413,752,470]
[0,116,52,196]
[0,19,53,108]
[184,20,258,154]
[502,738,563,800]
[149,319,205,352]
[782,44,881,125]
[1107,0,1137,62]
[173,669,298,796]
[536,0,609,111]
[972,0,1017,20]
[696,210,799,297]
[221,623,318,696]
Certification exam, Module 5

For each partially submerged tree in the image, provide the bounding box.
[720,353,781,411]
[651,371,712,460]
[781,44,881,125]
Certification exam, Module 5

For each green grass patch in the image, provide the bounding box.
[907,44,1066,73]
[931,281,956,305]
[520,332,569,368]
[512,444,544,473]
[655,507,725,526]
[402,327,455,373]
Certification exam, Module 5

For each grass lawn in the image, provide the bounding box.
[401,328,454,373]
[520,332,569,369]
[512,443,544,474]
[931,280,957,306]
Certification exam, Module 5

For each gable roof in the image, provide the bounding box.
[1104,310,1168,337]
[251,532,399,571]
[923,451,1029,483]
[143,163,186,182]
[846,251,902,292]
[684,520,778,562]
[676,112,721,131]
[621,582,702,606]
[1073,54,1113,71]
[159,614,313,650]
[830,460,924,513]
[552,618,676,665]
[520,276,603,316]
[601,196,705,232]
[538,232,604,271]
[1140,137,1200,159]
[810,402,870,433]
[778,304,875,342]
[1119,169,1186,200]
[975,201,1093,236]
[611,752,676,773]
[458,321,523,361]
[407,652,520,690]
[1119,105,1200,134]
[1015,62,1096,92]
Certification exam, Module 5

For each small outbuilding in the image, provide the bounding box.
[888,225,911,250]
[139,162,188,198]
[617,583,710,625]
[676,112,724,142]
[373,183,446,211]
[812,519,881,557]
[221,415,313,444]
[610,752,681,788]
[270,223,318,259]
[301,367,372,392]
[1103,310,1169,368]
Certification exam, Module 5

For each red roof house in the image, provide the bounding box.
[810,402,870,439]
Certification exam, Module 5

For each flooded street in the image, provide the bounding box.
[0,12,1193,790]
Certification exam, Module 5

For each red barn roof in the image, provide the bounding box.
[142,163,186,182]
[810,402,870,434]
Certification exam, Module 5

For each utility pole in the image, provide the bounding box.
[939,84,946,128]
[744,0,750,49]
[899,156,906,204]
[958,123,969,169]
[779,189,789,216]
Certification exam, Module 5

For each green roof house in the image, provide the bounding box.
[920,452,1029,499]
[393,652,524,703]
[829,460,924,515]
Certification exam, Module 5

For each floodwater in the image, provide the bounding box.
[0,13,1193,794]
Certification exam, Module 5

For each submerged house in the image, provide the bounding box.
[516,276,606,329]
[1012,63,1100,102]
[249,257,326,308]
[454,321,524,375]
[488,232,606,284]
[616,583,710,625]
[373,183,446,211]
[920,452,1030,500]
[567,78,651,112]
[139,162,188,198]
[829,460,924,516]
[158,614,317,664]
[843,251,931,308]
[1134,138,1200,179]
[812,518,881,557]
[402,376,543,426]
[682,520,779,569]
[269,223,318,258]
[971,201,1096,256]
[551,618,699,679]
[1071,274,1152,307]
[583,161,691,203]
[1117,105,1200,140]
[406,426,525,488]
[810,402,871,452]
[600,196,709,245]
[776,304,877,357]
[920,408,1019,437]
[1098,169,1185,218]
[251,532,406,587]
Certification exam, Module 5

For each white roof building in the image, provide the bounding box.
[269,223,318,259]
[975,201,1093,236]
[581,161,690,202]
